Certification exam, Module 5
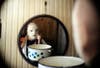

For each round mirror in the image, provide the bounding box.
[17,15,69,66]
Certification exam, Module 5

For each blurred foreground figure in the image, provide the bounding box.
[72,0,100,68]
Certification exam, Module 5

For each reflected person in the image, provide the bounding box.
[20,23,46,58]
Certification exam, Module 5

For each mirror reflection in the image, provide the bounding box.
[18,15,69,65]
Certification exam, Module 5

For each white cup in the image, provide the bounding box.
[28,44,52,61]
[38,56,84,68]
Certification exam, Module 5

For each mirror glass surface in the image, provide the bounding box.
[18,15,69,66]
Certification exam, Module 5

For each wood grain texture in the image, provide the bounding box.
[0,0,75,68]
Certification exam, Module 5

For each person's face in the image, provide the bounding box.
[27,23,38,40]
[72,0,99,64]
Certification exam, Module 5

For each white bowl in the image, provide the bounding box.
[38,56,84,68]
[28,44,52,61]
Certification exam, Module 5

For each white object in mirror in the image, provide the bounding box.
[28,44,52,61]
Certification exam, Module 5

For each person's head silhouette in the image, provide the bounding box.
[72,0,100,67]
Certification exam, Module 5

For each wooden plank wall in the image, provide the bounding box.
[0,0,76,68]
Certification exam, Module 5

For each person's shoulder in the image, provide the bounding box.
[20,36,27,48]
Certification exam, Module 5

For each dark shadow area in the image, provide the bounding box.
[0,0,5,10]
[0,52,10,68]
[0,0,5,38]
[0,0,9,68]
[0,19,1,38]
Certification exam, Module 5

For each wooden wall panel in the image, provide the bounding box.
[17,0,24,68]
[0,0,75,68]
[5,0,13,66]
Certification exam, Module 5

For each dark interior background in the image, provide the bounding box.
[32,17,67,55]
